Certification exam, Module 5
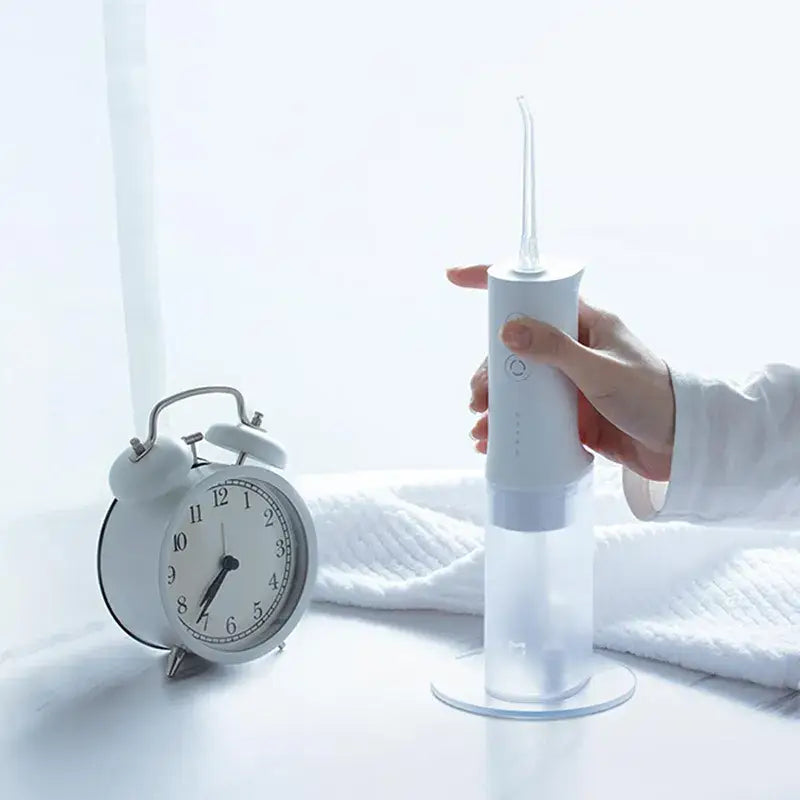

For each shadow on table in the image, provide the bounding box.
[312,601,483,650]
[603,649,800,719]
[4,636,249,744]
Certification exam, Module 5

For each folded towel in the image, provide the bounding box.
[300,459,800,690]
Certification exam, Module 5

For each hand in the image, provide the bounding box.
[446,264,676,481]
[196,554,240,623]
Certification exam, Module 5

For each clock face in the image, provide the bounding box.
[162,475,303,653]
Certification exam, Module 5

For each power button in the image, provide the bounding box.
[504,354,529,381]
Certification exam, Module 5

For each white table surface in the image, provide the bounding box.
[1,604,798,800]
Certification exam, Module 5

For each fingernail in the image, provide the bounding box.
[501,322,532,350]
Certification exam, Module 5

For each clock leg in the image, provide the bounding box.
[278,642,286,652]
[166,646,188,678]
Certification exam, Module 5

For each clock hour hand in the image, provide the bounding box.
[196,554,240,622]
[196,569,226,622]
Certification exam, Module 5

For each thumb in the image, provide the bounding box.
[500,318,617,398]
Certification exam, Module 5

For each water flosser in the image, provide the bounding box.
[484,96,593,702]
[431,96,635,719]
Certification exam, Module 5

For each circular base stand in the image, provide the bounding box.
[431,650,636,720]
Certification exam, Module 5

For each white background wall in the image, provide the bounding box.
[2,0,800,518]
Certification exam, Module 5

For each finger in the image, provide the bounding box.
[578,298,603,326]
[577,392,621,458]
[500,317,618,400]
[470,358,488,412]
[470,413,488,441]
[446,265,489,289]
[470,385,488,413]
[578,298,603,345]
[475,439,487,455]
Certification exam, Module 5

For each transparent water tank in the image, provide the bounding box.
[484,470,594,701]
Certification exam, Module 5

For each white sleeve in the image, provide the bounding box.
[623,363,800,527]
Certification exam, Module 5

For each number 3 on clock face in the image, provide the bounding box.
[161,474,298,657]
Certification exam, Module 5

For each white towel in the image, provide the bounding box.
[300,458,800,690]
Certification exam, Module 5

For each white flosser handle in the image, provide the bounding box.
[486,263,591,502]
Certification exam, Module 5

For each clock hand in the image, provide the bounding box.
[198,523,230,620]
[196,554,240,623]
[196,568,226,621]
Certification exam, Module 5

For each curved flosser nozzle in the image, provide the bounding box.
[516,95,541,273]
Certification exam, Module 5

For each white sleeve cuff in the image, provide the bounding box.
[622,363,800,526]
[622,468,667,520]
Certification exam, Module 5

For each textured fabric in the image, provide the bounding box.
[300,458,800,689]
[625,364,800,526]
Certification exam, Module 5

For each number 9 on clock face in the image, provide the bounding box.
[160,470,309,661]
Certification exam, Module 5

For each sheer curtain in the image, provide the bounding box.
[2,0,800,656]
[0,2,143,659]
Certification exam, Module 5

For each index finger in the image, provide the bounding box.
[446,265,489,289]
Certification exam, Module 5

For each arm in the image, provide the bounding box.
[625,364,800,526]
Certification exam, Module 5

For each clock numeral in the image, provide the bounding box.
[198,611,209,631]
[253,601,263,620]
[243,490,251,510]
[263,507,275,527]
[172,532,187,552]
[226,616,237,635]
[275,539,286,558]
[269,573,279,590]
[177,595,187,615]
[213,487,229,508]
[167,565,176,585]
[189,504,202,524]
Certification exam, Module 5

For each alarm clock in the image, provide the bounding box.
[98,386,318,677]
